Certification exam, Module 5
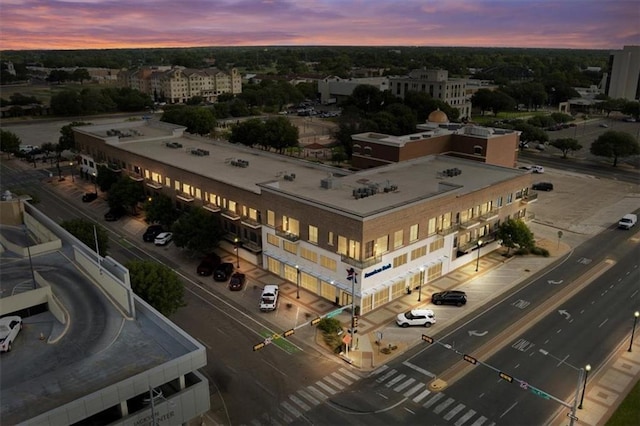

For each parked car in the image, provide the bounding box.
[228,272,246,291]
[81,192,98,202]
[259,285,279,311]
[197,253,221,276]
[532,182,554,191]
[214,262,234,281]
[143,224,164,242]
[104,206,126,221]
[599,123,609,128]
[154,232,173,246]
[431,290,467,306]
[0,316,23,352]
[618,213,638,230]
[531,165,544,174]
[396,309,436,328]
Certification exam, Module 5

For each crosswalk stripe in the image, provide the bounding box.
[423,392,445,409]
[261,412,284,426]
[315,380,337,395]
[413,388,432,403]
[404,382,426,397]
[470,415,487,426]
[339,368,360,381]
[385,373,406,388]
[455,409,477,426]
[323,376,345,390]
[394,377,416,392]
[372,365,389,375]
[433,397,455,414]
[289,394,310,412]
[444,403,466,421]
[281,401,302,418]
[307,385,327,401]
[297,389,320,406]
[331,371,353,385]
[376,369,397,383]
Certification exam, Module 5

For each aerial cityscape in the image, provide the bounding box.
[1,2,639,426]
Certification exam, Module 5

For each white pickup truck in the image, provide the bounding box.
[618,214,637,230]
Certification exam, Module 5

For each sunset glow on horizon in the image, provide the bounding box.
[0,0,638,51]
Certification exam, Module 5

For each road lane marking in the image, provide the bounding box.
[331,371,353,385]
[323,376,345,390]
[315,380,337,395]
[470,415,487,426]
[280,401,302,418]
[376,369,397,383]
[394,377,416,392]
[433,397,455,414]
[404,382,426,397]
[385,374,406,388]
[455,409,477,426]
[444,403,466,420]
[339,367,360,381]
[413,388,431,403]
[403,361,436,377]
[423,393,445,409]
[262,359,288,377]
[306,385,327,401]
[297,389,320,406]
[500,401,518,418]
[289,394,310,411]
[599,318,608,328]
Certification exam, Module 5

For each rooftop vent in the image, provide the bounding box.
[190,148,210,156]
[165,142,183,149]
[283,173,296,181]
[230,159,249,168]
[438,168,462,178]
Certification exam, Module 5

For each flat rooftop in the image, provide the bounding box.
[76,120,526,218]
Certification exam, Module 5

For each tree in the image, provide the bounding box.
[229,118,265,148]
[513,123,548,144]
[490,91,517,116]
[621,100,640,119]
[107,176,145,213]
[590,131,640,167]
[143,193,180,227]
[550,138,583,159]
[0,129,22,158]
[470,89,494,116]
[161,106,216,135]
[263,116,299,153]
[171,207,224,254]
[72,68,91,84]
[126,260,185,316]
[95,164,122,192]
[60,218,110,256]
[496,219,535,256]
[59,122,91,151]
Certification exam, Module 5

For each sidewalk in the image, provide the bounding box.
[29,158,640,426]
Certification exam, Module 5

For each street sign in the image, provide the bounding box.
[530,388,551,400]
[326,306,348,319]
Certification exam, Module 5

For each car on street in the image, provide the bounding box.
[618,213,638,230]
[214,262,234,281]
[81,192,98,202]
[154,232,173,246]
[143,224,164,242]
[104,206,126,221]
[532,182,554,191]
[197,253,221,276]
[431,290,467,306]
[531,165,544,174]
[396,309,436,327]
[599,123,609,128]
[0,316,23,352]
[228,272,246,291]
[259,285,279,311]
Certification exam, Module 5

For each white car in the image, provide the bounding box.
[259,285,279,312]
[154,232,173,246]
[0,316,23,352]
[396,309,436,328]
[531,165,545,174]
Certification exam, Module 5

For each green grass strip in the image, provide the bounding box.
[259,330,300,354]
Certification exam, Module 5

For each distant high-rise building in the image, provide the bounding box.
[605,45,640,101]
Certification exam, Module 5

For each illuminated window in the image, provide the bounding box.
[174,180,180,191]
[428,217,436,235]
[337,235,347,255]
[228,200,237,212]
[393,253,407,267]
[320,255,337,271]
[428,263,443,281]
[409,224,419,242]
[349,240,361,260]
[394,230,403,249]
[267,210,275,227]
[411,245,427,260]
[429,238,444,252]
[308,225,318,244]
[165,177,171,187]
[328,231,334,246]
[151,172,162,184]
[300,247,318,262]
[283,240,297,254]
[376,235,388,253]
[267,233,279,247]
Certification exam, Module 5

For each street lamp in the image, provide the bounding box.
[579,364,591,409]
[295,265,300,299]
[629,311,640,352]
[91,171,98,193]
[475,239,483,272]
[418,267,425,302]
[539,348,584,426]
[234,237,240,268]
[69,161,75,182]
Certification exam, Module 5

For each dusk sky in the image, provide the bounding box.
[1,0,638,51]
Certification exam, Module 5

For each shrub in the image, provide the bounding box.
[317,317,342,334]
[515,247,530,255]
[531,246,550,257]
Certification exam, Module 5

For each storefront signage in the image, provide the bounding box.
[364,263,391,278]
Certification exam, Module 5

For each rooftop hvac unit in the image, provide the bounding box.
[321,177,339,189]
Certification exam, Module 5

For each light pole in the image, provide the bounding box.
[91,171,98,193]
[579,364,591,409]
[234,237,240,268]
[629,311,640,352]
[23,225,37,289]
[69,161,75,182]
[295,265,300,299]
[539,348,584,426]
[475,239,483,272]
[418,267,425,302]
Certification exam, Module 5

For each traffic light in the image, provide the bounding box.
[352,316,359,328]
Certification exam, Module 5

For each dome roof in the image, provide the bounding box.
[427,109,448,124]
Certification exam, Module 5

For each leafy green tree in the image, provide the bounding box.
[0,129,22,158]
[590,131,640,167]
[527,115,556,128]
[161,106,216,135]
[171,207,224,254]
[621,101,640,119]
[497,219,535,256]
[382,103,418,135]
[143,193,180,227]
[490,91,517,116]
[264,116,299,153]
[72,68,91,84]
[229,118,265,148]
[599,98,627,116]
[513,123,548,144]
[59,122,91,151]
[50,89,83,116]
[126,260,185,316]
[9,93,39,106]
[95,164,122,192]
[470,89,495,116]
[550,138,583,158]
[60,218,110,256]
[403,91,435,120]
[107,176,145,213]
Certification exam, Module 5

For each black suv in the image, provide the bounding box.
[143,224,164,242]
[197,253,221,276]
[431,290,467,306]
[213,262,234,281]
[532,182,553,191]
[82,192,98,202]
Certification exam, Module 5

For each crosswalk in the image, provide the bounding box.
[246,365,495,426]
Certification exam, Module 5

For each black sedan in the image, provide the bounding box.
[82,192,98,202]
[228,273,246,291]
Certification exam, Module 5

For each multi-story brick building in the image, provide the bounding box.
[118,66,242,104]
[74,118,533,314]
[388,69,472,119]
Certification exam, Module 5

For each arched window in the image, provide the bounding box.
[474,145,483,155]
